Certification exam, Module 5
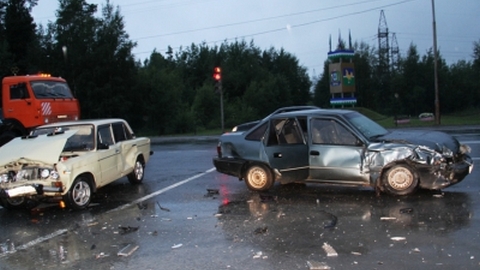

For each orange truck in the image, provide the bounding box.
[0,74,80,146]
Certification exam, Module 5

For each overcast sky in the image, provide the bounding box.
[31,0,480,78]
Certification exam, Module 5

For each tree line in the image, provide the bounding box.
[1,0,479,135]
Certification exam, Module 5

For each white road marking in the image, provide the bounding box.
[108,167,216,213]
[0,229,68,258]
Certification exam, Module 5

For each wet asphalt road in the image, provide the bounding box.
[0,131,479,270]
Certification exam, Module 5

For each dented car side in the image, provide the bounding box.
[213,109,473,195]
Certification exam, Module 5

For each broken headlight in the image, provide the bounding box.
[14,167,60,181]
[0,173,11,183]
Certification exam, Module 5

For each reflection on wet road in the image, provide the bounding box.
[0,135,479,269]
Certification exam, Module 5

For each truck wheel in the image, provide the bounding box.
[0,131,16,147]
[382,164,418,195]
[64,176,92,210]
[245,164,274,191]
[128,158,145,184]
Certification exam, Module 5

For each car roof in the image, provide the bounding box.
[37,118,127,128]
[272,108,354,118]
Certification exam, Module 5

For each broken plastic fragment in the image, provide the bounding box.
[171,243,183,249]
[118,226,139,235]
[322,242,338,257]
[253,251,263,259]
[117,244,139,257]
[380,217,397,220]
[390,236,406,241]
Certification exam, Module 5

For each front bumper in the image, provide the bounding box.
[213,157,246,179]
[419,155,474,190]
[0,184,63,198]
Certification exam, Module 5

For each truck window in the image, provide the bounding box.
[10,84,29,100]
[31,81,74,99]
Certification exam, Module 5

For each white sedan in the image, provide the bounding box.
[0,119,152,210]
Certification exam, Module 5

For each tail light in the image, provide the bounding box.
[216,142,222,158]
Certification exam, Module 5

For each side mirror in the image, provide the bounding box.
[97,142,109,150]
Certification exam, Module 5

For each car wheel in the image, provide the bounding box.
[64,176,92,210]
[0,197,38,210]
[128,158,144,185]
[383,164,418,195]
[245,164,274,191]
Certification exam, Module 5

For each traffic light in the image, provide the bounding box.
[213,66,222,93]
[213,66,221,81]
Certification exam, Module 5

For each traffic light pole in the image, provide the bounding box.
[219,81,224,133]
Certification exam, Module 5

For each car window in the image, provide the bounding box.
[267,118,304,146]
[98,125,114,146]
[245,122,267,141]
[311,118,358,145]
[112,122,132,142]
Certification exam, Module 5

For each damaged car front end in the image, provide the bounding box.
[0,130,75,209]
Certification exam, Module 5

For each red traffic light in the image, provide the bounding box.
[213,67,221,81]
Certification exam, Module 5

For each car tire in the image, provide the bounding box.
[0,196,38,210]
[383,164,418,195]
[245,164,274,191]
[64,176,92,210]
[128,158,144,185]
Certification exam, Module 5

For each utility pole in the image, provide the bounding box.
[431,0,440,125]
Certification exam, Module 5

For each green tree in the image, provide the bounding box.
[3,0,37,74]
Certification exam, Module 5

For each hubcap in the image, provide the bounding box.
[73,181,91,206]
[248,167,267,189]
[388,167,413,190]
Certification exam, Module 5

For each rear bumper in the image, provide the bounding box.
[213,157,246,179]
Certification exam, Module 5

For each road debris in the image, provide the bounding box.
[117,244,139,257]
[171,243,183,249]
[252,251,267,259]
[307,260,331,270]
[118,226,139,235]
[399,208,413,214]
[380,217,397,221]
[322,242,338,257]
[253,226,268,234]
[156,201,170,212]
[320,210,337,228]
[390,236,406,241]
[205,189,219,197]
[95,252,109,259]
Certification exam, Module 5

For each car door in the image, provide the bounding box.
[309,117,369,184]
[111,121,134,175]
[261,117,309,183]
[96,124,123,186]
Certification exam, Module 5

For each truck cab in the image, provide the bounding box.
[0,74,80,145]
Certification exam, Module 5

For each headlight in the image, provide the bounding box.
[40,169,50,178]
[0,174,10,183]
[50,170,60,180]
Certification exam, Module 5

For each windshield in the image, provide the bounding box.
[344,111,388,139]
[31,80,74,99]
[32,124,94,151]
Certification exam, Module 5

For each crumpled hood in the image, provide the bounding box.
[0,130,76,165]
[376,129,459,153]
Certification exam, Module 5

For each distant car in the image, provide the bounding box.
[231,105,320,132]
[0,119,153,210]
[213,108,473,195]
